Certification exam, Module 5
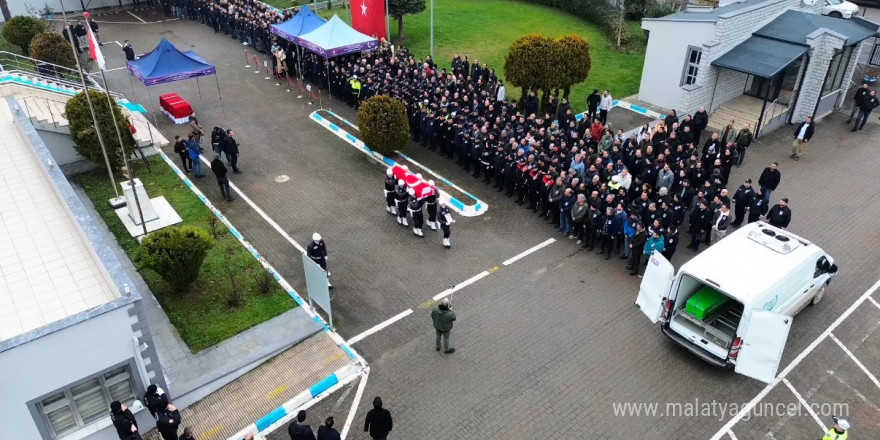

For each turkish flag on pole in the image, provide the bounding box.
[85,20,105,70]
[351,0,387,41]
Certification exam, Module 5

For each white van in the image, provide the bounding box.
[635,222,838,383]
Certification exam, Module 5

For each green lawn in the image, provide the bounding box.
[273,0,646,112]
[73,156,295,352]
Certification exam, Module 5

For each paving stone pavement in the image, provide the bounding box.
[91,10,880,439]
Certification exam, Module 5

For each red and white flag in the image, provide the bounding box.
[85,21,105,71]
[351,0,387,41]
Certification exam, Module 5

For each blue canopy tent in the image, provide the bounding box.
[270,7,327,81]
[296,15,378,58]
[270,6,326,43]
[125,38,222,111]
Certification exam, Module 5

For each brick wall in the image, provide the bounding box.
[791,31,846,119]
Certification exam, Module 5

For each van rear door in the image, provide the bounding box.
[735,311,793,383]
[635,252,675,323]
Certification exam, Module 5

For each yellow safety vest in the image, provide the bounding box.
[350,79,361,96]
[823,429,848,440]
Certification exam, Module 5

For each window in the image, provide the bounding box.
[821,46,854,96]
[870,43,880,67]
[681,47,703,86]
[37,366,136,439]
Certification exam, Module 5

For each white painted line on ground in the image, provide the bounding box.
[127,10,147,23]
[868,296,880,311]
[708,277,880,440]
[727,429,738,440]
[829,333,880,390]
[433,271,491,301]
[347,309,413,345]
[783,378,826,431]
[198,155,306,253]
[502,238,556,266]
[340,368,369,440]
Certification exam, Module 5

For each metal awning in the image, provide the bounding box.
[711,36,807,79]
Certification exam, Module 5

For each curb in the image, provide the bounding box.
[310,110,489,217]
[573,99,664,122]
[152,150,367,438]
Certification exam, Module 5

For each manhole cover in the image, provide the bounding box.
[275,175,290,183]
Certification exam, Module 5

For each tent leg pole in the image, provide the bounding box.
[197,77,202,100]
[215,75,224,114]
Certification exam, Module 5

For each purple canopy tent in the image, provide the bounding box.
[270,6,327,81]
[126,38,222,112]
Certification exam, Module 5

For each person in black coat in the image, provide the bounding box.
[110,401,142,440]
[62,24,82,54]
[846,83,871,124]
[730,178,754,227]
[586,89,601,122]
[173,136,192,173]
[692,107,709,144]
[790,117,814,161]
[222,129,241,173]
[766,198,792,229]
[211,153,233,201]
[316,417,341,440]
[748,189,769,223]
[757,162,781,204]
[288,410,316,440]
[851,90,879,132]
[123,40,136,61]
[687,199,711,252]
[143,384,169,417]
[364,397,393,440]
[155,404,182,440]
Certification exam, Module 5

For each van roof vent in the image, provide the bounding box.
[747,229,801,254]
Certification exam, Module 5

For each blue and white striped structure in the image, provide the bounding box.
[153,150,366,439]
[0,72,147,113]
[310,110,489,217]
[573,99,664,122]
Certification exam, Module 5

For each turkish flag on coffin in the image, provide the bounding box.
[351,0,387,41]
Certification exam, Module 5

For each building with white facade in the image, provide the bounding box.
[0,95,165,440]
[639,0,879,135]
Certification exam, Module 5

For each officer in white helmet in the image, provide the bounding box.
[822,417,849,440]
[438,200,455,248]
[306,233,332,289]
[384,168,397,214]
[407,188,424,237]
[394,179,409,226]
[424,180,439,230]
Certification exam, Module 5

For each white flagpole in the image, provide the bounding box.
[59,3,120,199]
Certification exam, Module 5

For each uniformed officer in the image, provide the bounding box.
[424,180,438,230]
[307,233,332,289]
[407,188,424,237]
[395,180,409,226]
[438,200,455,248]
[384,168,397,215]
[822,417,849,440]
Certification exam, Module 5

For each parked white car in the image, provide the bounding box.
[823,0,860,18]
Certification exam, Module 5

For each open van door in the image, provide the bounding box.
[735,311,793,383]
[635,252,675,323]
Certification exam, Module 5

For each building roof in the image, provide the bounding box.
[645,0,767,22]
[679,222,824,302]
[711,36,808,78]
[755,10,879,46]
[0,101,119,344]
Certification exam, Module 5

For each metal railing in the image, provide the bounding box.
[18,94,70,129]
[0,51,104,89]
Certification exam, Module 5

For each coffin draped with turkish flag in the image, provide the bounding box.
[351,0,387,41]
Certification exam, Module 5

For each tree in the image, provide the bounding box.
[1,16,46,55]
[29,32,76,70]
[137,226,215,292]
[357,95,410,156]
[64,90,138,172]
[554,35,592,99]
[504,34,557,110]
[388,0,425,40]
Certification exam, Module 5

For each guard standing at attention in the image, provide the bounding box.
[384,169,397,215]
[438,200,455,248]
[424,180,438,230]
[307,233,332,289]
[407,188,425,237]
[394,180,409,227]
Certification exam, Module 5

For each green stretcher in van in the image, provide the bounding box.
[685,286,729,320]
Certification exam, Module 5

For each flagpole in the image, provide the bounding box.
[85,12,149,237]
[59,4,120,200]
[385,0,390,40]
[430,0,434,57]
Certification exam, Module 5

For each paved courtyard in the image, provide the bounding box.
[89,9,880,439]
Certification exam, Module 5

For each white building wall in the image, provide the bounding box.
[0,305,152,440]
[792,31,846,119]
[7,0,138,19]
[639,20,716,111]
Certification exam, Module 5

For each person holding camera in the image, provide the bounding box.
[431,298,456,353]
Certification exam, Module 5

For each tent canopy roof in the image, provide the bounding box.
[296,15,378,58]
[126,38,216,86]
[270,7,326,42]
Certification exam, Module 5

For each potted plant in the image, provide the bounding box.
[865,68,879,84]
